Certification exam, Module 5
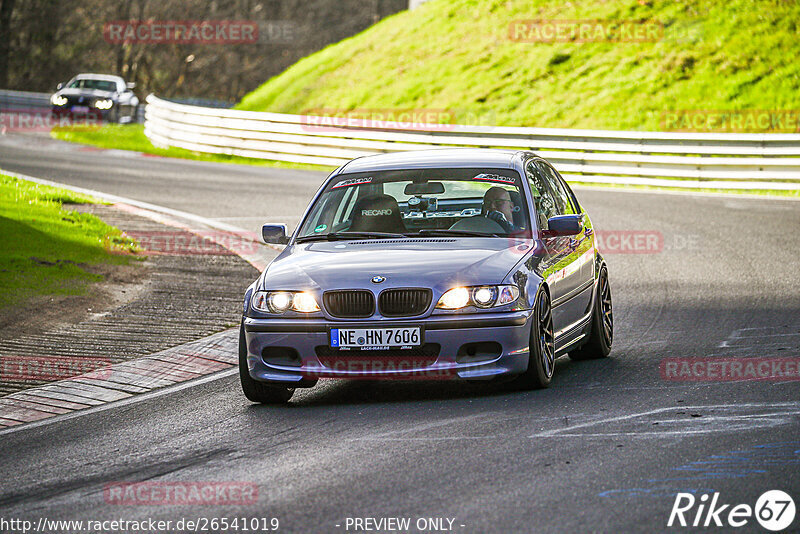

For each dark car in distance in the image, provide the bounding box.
[50,73,139,123]
[240,149,614,403]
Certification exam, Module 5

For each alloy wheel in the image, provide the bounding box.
[538,292,555,378]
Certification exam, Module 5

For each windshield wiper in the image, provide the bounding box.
[410,229,501,238]
[296,231,407,243]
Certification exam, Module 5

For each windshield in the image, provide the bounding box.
[68,79,118,92]
[296,168,530,240]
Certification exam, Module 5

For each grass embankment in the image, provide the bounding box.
[0,173,139,310]
[50,125,331,172]
[237,0,800,131]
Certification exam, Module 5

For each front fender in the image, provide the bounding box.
[243,280,258,317]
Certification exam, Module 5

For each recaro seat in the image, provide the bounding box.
[348,194,407,233]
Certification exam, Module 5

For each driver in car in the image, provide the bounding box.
[482,186,521,233]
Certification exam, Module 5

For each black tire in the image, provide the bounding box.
[569,268,613,360]
[239,324,294,404]
[107,106,119,124]
[514,289,555,390]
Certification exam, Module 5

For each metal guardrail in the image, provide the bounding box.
[127,94,800,190]
[0,88,147,123]
[0,89,51,109]
[167,97,233,109]
[0,89,237,129]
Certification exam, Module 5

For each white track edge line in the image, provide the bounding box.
[0,168,266,431]
[0,168,289,240]
[0,368,238,436]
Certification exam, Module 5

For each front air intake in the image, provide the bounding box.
[378,288,432,317]
[323,290,375,318]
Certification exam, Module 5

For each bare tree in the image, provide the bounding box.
[0,0,16,88]
[2,0,407,103]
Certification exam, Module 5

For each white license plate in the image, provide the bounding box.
[71,106,90,113]
[330,326,422,350]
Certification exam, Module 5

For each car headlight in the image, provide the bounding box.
[438,287,470,309]
[292,292,320,313]
[436,285,520,310]
[472,287,498,308]
[94,99,113,110]
[51,95,67,106]
[251,291,320,314]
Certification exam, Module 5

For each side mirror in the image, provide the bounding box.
[544,214,582,237]
[56,82,63,90]
[262,224,289,245]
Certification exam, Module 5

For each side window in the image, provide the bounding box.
[525,161,557,229]
[537,162,575,215]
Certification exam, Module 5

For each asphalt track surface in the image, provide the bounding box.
[1,133,799,533]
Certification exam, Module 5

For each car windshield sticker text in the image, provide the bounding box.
[473,173,517,185]
[333,177,373,188]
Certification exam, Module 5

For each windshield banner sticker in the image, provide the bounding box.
[333,177,373,189]
[473,173,516,185]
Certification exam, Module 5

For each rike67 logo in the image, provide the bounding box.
[668,490,795,531]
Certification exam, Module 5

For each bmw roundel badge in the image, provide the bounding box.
[371,276,386,284]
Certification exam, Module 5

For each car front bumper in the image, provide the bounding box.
[243,311,533,384]
[51,106,110,119]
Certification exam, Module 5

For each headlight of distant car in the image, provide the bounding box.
[436,285,520,310]
[51,95,68,106]
[251,291,320,314]
[94,99,114,110]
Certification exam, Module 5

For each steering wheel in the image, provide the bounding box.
[449,216,506,233]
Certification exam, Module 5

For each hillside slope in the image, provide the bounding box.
[236,0,800,131]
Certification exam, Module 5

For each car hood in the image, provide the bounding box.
[261,237,533,291]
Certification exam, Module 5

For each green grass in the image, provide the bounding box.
[237,0,800,131]
[50,125,334,172]
[0,173,139,310]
